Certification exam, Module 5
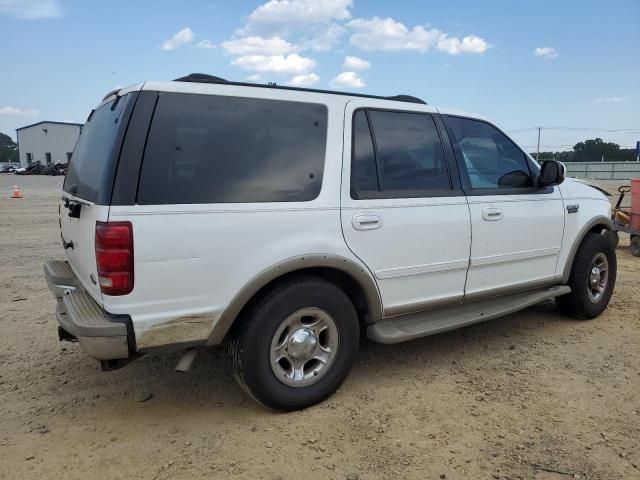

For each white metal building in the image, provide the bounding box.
[16,121,83,168]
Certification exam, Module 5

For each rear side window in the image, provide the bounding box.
[137,93,328,204]
[446,116,533,190]
[64,94,130,203]
[351,109,451,199]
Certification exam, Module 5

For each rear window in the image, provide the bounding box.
[137,93,328,204]
[63,94,131,203]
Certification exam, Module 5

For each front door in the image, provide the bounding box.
[443,115,565,298]
[341,100,471,317]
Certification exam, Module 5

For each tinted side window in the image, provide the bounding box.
[368,111,450,194]
[350,110,451,199]
[351,110,378,199]
[138,93,328,204]
[447,116,532,189]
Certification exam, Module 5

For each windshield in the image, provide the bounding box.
[63,94,131,203]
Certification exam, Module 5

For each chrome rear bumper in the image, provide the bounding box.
[44,260,132,361]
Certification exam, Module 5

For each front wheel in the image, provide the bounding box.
[557,232,617,319]
[228,276,359,411]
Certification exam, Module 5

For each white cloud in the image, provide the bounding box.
[348,17,441,52]
[302,23,346,51]
[162,27,194,51]
[343,55,370,70]
[534,47,558,59]
[596,96,628,104]
[0,0,61,19]
[196,40,215,49]
[0,106,39,118]
[330,71,365,89]
[232,53,316,75]
[348,16,489,55]
[244,0,352,34]
[437,34,489,55]
[287,73,320,86]
[222,36,298,55]
[245,74,262,82]
[237,0,351,52]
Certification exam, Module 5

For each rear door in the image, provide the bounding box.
[341,100,471,317]
[442,115,565,298]
[60,93,137,303]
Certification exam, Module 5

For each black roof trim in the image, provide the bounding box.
[16,120,83,132]
[172,73,427,105]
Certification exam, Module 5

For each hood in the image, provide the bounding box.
[560,177,611,202]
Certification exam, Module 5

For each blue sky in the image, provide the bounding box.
[1,0,639,152]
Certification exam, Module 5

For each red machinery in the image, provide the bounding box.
[611,179,640,257]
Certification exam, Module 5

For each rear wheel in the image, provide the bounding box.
[557,232,617,319]
[228,276,359,411]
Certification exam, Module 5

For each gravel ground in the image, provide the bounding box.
[0,175,638,480]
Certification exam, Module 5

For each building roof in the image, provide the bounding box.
[16,120,83,132]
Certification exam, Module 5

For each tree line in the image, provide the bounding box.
[534,138,637,163]
[0,132,18,163]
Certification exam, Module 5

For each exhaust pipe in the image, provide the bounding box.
[175,348,198,373]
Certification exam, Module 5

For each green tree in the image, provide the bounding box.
[0,132,19,163]
[573,138,623,162]
[532,139,635,162]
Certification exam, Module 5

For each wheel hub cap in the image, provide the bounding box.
[589,266,601,287]
[587,252,609,303]
[269,307,339,388]
[287,328,318,360]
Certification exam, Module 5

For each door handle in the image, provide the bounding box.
[352,213,382,231]
[482,207,503,221]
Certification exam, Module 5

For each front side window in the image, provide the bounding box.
[447,116,532,190]
[137,93,328,204]
[351,109,451,199]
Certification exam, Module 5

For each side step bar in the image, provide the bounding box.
[367,285,571,344]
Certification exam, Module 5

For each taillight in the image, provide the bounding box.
[95,221,133,295]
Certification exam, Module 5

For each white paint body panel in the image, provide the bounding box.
[556,178,611,276]
[340,99,471,316]
[59,197,108,304]
[465,189,565,296]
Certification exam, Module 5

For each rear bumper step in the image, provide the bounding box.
[368,285,571,344]
[44,260,132,361]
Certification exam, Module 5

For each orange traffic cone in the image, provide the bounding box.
[11,185,22,199]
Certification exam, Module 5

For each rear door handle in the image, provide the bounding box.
[482,207,503,221]
[352,213,382,231]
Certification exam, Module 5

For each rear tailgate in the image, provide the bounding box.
[59,197,109,302]
[60,90,139,303]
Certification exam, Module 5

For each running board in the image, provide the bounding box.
[367,285,571,344]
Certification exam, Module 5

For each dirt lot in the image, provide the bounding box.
[1,175,638,480]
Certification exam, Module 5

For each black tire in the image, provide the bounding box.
[228,276,360,411]
[603,230,619,248]
[557,232,617,319]
[631,235,640,257]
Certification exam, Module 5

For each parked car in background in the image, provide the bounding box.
[0,164,18,173]
[45,74,617,410]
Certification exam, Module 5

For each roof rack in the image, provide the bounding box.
[173,73,427,105]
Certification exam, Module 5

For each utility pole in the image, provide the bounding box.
[536,127,542,162]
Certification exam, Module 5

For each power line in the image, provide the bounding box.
[508,126,640,133]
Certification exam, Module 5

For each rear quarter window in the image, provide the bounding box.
[137,93,328,204]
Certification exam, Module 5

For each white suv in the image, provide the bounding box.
[45,74,616,410]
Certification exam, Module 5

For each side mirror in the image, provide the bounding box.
[539,160,565,187]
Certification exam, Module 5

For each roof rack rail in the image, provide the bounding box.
[173,73,228,84]
[172,73,426,105]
